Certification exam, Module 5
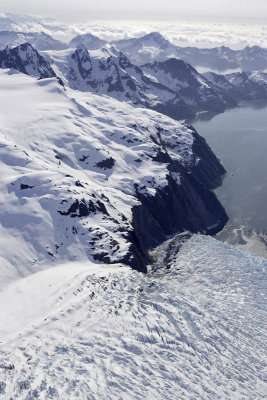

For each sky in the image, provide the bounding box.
[1,0,267,22]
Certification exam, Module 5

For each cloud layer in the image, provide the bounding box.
[0,13,266,49]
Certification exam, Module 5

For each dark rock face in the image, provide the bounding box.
[58,199,108,218]
[95,157,115,169]
[20,183,35,190]
[189,126,226,189]
[53,123,227,274]
[125,131,228,272]
[70,46,92,80]
[0,42,56,79]
[131,174,227,270]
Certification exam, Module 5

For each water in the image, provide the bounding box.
[191,101,267,257]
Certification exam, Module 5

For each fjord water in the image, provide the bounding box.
[191,101,267,257]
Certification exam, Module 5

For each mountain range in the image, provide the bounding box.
[0,29,266,72]
[0,41,266,122]
[112,32,267,71]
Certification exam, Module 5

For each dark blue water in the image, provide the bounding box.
[192,101,267,257]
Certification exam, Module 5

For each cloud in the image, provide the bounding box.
[0,13,266,49]
[68,20,267,49]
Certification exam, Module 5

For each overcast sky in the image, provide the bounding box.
[1,0,267,22]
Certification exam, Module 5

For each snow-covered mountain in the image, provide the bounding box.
[111,32,267,71]
[0,42,266,120]
[69,33,106,50]
[112,32,179,65]
[0,31,68,51]
[44,45,267,118]
[143,58,267,110]
[65,44,193,119]
[0,42,57,78]
[204,70,267,104]
[175,45,267,72]
[142,58,226,113]
[0,69,227,280]
[235,45,267,71]
[41,44,193,120]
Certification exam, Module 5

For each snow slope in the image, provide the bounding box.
[0,31,67,51]
[0,68,228,280]
[0,235,266,399]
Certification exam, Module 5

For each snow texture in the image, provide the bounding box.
[0,235,266,399]
[0,69,196,281]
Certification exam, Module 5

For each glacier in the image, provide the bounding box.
[0,235,266,399]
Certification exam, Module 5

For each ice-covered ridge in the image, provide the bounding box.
[0,235,266,399]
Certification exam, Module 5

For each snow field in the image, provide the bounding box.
[0,235,266,399]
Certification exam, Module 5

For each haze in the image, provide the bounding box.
[1,0,267,22]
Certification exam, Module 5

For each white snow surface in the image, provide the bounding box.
[0,235,266,399]
[0,69,194,284]
[0,31,67,51]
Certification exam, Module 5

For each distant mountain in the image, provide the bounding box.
[0,42,57,79]
[175,45,267,72]
[234,46,267,71]
[0,31,68,51]
[112,32,178,65]
[69,33,106,50]
[112,32,267,71]
[0,42,266,120]
[142,58,226,113]
[143,58,267,109]
[204,70,267,103]
[58,44,194,120]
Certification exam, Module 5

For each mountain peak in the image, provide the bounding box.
[0,42,57,79]
[76,43,88,53]
[69,33,106,50]
[142,32,167,42]
[17,41,34,51]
